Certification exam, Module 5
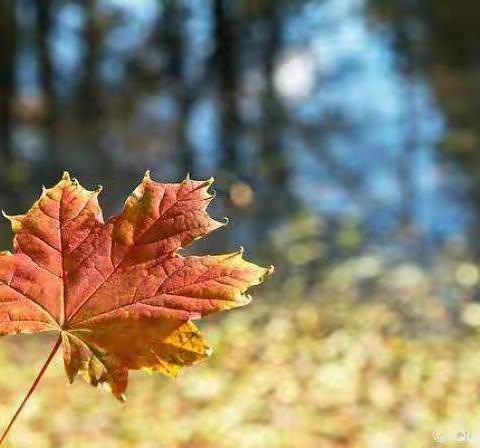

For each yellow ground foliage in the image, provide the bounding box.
[1,282,479,448]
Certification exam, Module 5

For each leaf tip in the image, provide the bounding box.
[243,294,253,305]
[205,346,213,357]
[62,171,71,181]
[2,210,23,232]
[208,189,217,200]
[257,264,275,284]
[254,265,274,286]
[143,170,151,182]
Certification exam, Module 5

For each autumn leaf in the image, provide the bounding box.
[0,172,272,443]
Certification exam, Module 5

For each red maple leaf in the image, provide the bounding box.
[0,172,272,443]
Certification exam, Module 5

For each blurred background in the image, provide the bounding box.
[1,0,480,446]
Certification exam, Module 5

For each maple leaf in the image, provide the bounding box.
[0,172,272,443]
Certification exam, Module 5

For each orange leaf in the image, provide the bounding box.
[0,172,272,403]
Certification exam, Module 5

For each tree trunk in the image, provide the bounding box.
[260,9,288,187]
[34,0,59,167]
[158,2,195,175]
[79,0,101,120]
[212,0,241,175]
[0,0,17,166]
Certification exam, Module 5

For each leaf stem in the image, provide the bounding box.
[0,336,62,446]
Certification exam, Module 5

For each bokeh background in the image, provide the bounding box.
[1,0,480,446]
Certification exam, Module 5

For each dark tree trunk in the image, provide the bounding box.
[79,0,102,120]
[159,2,195,175]
[260,10,288,188]
[212,0,241,175]
[76,0,112,176]
[34,0,58,166]
[0,0,17,166]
